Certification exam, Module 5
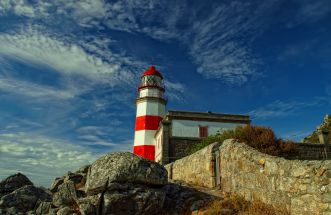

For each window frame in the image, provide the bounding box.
[199,125,208,138]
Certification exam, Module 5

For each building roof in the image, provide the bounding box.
[142,66,163,79]
[163,110,251,124]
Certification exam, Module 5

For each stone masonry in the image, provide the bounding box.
[220,139,331,215]
[165,139,331,214]
[165,142,221,188]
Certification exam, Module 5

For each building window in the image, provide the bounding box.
[199,126,208,138]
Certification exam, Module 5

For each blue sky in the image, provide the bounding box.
[0,0,330,186]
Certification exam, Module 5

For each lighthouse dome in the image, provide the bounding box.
[142,66,163,79]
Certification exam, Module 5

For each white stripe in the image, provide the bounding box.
[134,130,156,146]
[139,88,160,97]
[136,101,165,117]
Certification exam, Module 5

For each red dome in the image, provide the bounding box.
[142,66,163,79]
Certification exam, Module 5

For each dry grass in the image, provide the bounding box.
[234,125,298,157]
[202,194,289,215]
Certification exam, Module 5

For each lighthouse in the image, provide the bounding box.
[133,66,166,161]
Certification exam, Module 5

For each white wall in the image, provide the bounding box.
[134,130,156,146]
[154,130,163,162]
[171,119,246,138]
[139,88,164,98]
[136,100,166,117]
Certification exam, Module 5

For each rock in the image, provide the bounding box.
[0,185,51,213]
[1,207,21,215]
[53,181,77,208]
[77,193,101,205]
[56,207,77,215]
[76,194,101,215]
[190,200,205,211]
[162,183,214,215]
[85,152,167,195]
[50,178,64,193]
[304,114,331,143]
[0,173,33,198]
[48,207,59,215]
[35,201,53,215]
[64,172,85,191]
[51,171,86,193]
[75,165,90,174]
[79,203,96,215]
[101,183,166,215]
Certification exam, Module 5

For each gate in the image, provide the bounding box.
[214,150,221,187]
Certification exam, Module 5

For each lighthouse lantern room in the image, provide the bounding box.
[133,66,166,160]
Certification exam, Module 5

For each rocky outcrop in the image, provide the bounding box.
[0,173,33,198]
[0,185,51,214]
[0,152,213,215]
[86,152,167,195]
[304,114,331,143]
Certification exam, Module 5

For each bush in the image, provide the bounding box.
[186,125,298,157]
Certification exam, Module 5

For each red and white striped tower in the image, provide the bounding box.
[133,66,166,161]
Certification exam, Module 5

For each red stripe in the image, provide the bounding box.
[135,115,163,131]
[133,145,155,161]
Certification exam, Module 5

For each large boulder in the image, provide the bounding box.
[0,173,33,198]
[161,183,214,215]
[77,194,101,215]
[101,183,166,215]
[85,152,167,195]
[52,181,77,207]
[35,201,53,215]
[50,166,89,193]
[0,185,52,213]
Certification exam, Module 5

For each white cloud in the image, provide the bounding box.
[187,1,281,84]
[164,80,185,101]
[248,98,328,120]
[0,29,125,81]
[0,0,270,85]
[0,77,76,99]
[1,0,329,86]
[0,132,100,186]
[0,0,35,17]
[76,126,123,147]
[287,0,331,28]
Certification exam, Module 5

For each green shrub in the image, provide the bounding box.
[186,125,298,157]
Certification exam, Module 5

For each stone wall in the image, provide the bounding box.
[293,143,331,160]
[165,142,220,188]
[220,139,331,215]
[168,137,202,163]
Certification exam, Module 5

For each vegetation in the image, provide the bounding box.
[186,125,298,157]
[202,194,289,215]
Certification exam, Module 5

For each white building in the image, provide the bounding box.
[154,110,250,164]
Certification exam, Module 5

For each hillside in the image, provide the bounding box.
[303,114,331,143]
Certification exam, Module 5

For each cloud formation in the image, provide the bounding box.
[0,28,124,82]
[1,0,330,85]
[248,98,328,120]
[0,76,76,99]
[0,132,99,186]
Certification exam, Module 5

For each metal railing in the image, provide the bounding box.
[138,83,165,89]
